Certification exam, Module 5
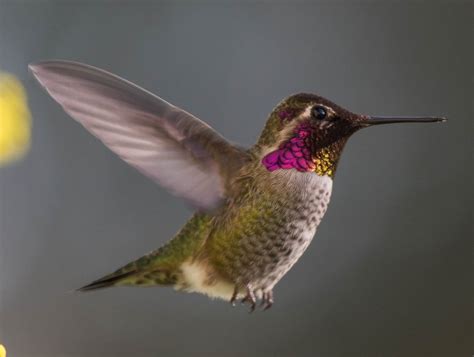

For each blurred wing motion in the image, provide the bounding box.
[0,73,31,166]
[29,60,246,210]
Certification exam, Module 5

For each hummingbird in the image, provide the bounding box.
[29,60,446,311]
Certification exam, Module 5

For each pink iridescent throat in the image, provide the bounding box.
[262,123,315,172]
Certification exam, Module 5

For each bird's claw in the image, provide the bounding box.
[230,287,238,307]
[261,291,274,311]
[241,286,256,313]
[229,285,273,312]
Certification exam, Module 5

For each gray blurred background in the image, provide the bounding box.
[0,1,472,356]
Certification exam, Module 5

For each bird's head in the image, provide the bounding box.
[256,93,445,177]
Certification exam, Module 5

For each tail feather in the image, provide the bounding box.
[77,270,136,292]
[77,258,178,292]
[77,213,211,292]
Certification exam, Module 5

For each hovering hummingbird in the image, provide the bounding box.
[30,61,445,311]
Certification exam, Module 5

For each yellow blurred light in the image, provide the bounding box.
[0,344,6,357]
[0,73,32,166]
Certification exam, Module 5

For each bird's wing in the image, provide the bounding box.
[30,60,248,211]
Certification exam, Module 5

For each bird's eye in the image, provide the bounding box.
[312,106,327,120]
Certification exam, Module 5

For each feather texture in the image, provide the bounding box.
[29,60,246,210]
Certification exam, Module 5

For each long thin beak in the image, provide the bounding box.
[361,116,447,126]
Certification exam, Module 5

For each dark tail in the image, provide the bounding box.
[77,270,136,292]
[77,255,178,292]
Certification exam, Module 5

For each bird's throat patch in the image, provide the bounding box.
[261,123,339,177]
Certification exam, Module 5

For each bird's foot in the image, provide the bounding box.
[228,285,274,312]
[260,290,274,311]
[230,286,239,307]
[240,285,257,312]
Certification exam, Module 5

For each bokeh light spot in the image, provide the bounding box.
[0,73,32,166]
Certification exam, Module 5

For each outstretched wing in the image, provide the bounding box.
[30,60,247,211]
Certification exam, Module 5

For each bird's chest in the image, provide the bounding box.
[256,173,332,286]
[211,171,333,288]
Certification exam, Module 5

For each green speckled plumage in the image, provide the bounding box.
[83,152,333,299]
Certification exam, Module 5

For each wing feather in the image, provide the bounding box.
[29,60,246,210]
